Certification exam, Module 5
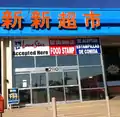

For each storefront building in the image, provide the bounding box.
[1,8,120,108]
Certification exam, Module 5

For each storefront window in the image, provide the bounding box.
[82,88,105,101]
[13,74,30,88]
[32,88,47,103]
[49,87,64,101]
[80,66,104,88]
[13,56,34,68]
[36,56,56,67]
[78,54,101,66]
[12,38,105,104]
[64,71,78,85]
[31,73,46,87]
[48,72,63,86]
[57,55,77,66]
[65,86,80,101]
[19,89,31,104]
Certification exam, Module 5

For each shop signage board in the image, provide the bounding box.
[49,39,76,56]
[76,38,101,54]
[13,38,100,56]
[8,88,19,105]
[0,9,119,36]
[0,10,100,30]
[13,38,50,56]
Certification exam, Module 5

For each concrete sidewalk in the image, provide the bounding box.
[2,100,120,117]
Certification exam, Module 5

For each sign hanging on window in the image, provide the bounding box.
[49,39,76,56]
[13,38,50,56]
[76,38,101,54]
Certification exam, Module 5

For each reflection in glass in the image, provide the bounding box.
[80,66,104,88]
[36,56,56,67]
[32,89,47,103]
[64,71,78,85]
[82,88,105,101]
[57,55,77,66]
[48,72,63,86]
[19,90,31,104]
[31,73,46,87]
[49,88,64,101]
[13,56,34,68]
[65,86,79,101]
[14,74,30,88]
[78,54,101,66]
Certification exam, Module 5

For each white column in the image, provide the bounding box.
[6,38,12,108]
[6,38,12,89]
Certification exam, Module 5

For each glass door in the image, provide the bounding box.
[30,72,48,104]
[48,72,64,102]
[47,70,81,103]
[63,70,81,102]
[14,73,31,105]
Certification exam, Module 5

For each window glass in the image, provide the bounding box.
[49,88,64,101]
[31,73,46,87]
[19,89,31,104]
[64,71,78,85]
[65,86,79,101]
[57,55,77,66]
[13,74,30,88]
[36,56,56,67]
[32,88,47,103]
[80,66,104,88]
[48,72,63,86]
[13,56,34,68]
[82,88,105,101]
[78,54,101,66]
[103,47,120,82]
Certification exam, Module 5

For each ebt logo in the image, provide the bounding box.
[14,41,21,50]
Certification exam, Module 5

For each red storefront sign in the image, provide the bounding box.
[50,46,76,55]
[49,39,76,56]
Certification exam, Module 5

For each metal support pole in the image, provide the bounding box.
[106,96,111,117]
[100,39,111,117]
[52,97,57,117]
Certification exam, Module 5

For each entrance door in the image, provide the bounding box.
[29,69,81,104]
[30,72,48,104]
[15,73,31,105]
[48,70,81,103]
[63,70,81,102]
[48,72,64,102]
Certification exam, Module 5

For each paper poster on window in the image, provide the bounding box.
[13,38,50,56]
[49,39,76,55]
[76,38,101,54]
[22,80,27,88]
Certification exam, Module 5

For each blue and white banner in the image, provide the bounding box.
[8,88,19,105]
[76,38,101,54]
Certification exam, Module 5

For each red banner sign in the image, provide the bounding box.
[50,46,76,55]
[49,39,76,56]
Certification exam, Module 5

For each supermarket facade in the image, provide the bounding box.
[1,8,120,108]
